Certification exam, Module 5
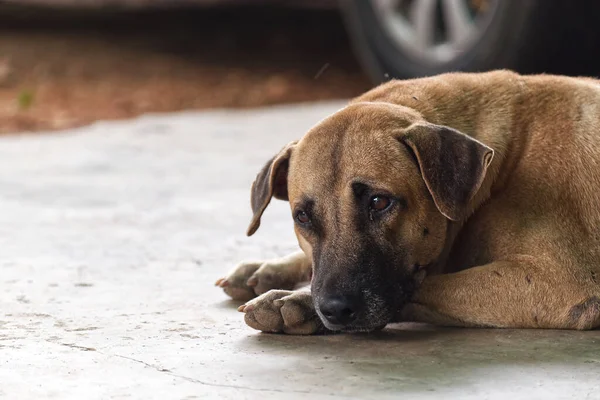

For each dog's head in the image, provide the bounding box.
[247,102,493,332]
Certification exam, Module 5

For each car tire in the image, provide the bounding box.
[341,0,585,82]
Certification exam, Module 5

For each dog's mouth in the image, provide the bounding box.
[314,280,420,332]
[339,323,388,333]
[312,264,425,333]
[320,316,391,333]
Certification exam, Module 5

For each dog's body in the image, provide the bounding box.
[217,70,600,333]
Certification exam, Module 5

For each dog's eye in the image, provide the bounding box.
[295,210,310,224]
[369,196,392,212]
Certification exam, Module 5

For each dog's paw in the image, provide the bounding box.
[216,259,303,301]
[238,290,322,335]
[215,261,262,301]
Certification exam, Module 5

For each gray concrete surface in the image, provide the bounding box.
[0,102,599,399]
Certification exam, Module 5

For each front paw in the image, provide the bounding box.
[238,290,323,335]
[216,259,304,301]
[215,261,262,301]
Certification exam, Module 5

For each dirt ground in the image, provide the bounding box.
[0,5,372,134]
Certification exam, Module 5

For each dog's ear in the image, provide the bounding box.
[401,123,494,221]
[247,141,297,236]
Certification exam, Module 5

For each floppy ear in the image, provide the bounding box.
[247,141,297,236]
[401,123,494,221]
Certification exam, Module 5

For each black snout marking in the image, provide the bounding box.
[309,182,416,330]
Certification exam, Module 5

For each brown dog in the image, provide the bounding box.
[216,70,600,334]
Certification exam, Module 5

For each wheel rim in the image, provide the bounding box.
[370,0,500,65]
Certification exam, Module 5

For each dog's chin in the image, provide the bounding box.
[341,323,388,333]
[321,319,390,333]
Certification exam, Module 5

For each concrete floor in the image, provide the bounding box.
[1,103,599,399]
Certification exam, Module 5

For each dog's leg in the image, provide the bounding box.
[402,257,600,330]
[216,251,312,301]
[237,288,327,335]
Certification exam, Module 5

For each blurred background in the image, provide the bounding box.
[1,0,599,134]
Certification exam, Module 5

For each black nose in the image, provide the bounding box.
[318,295,361,326]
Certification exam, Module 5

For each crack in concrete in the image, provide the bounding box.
[48,338,320,395]
[113,354,318,395]
[45,338,97,352]
[114,354,171,372]
[58,342,97,352]
[48,339,318,394]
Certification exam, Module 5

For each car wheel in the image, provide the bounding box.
[342,0,564,82]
